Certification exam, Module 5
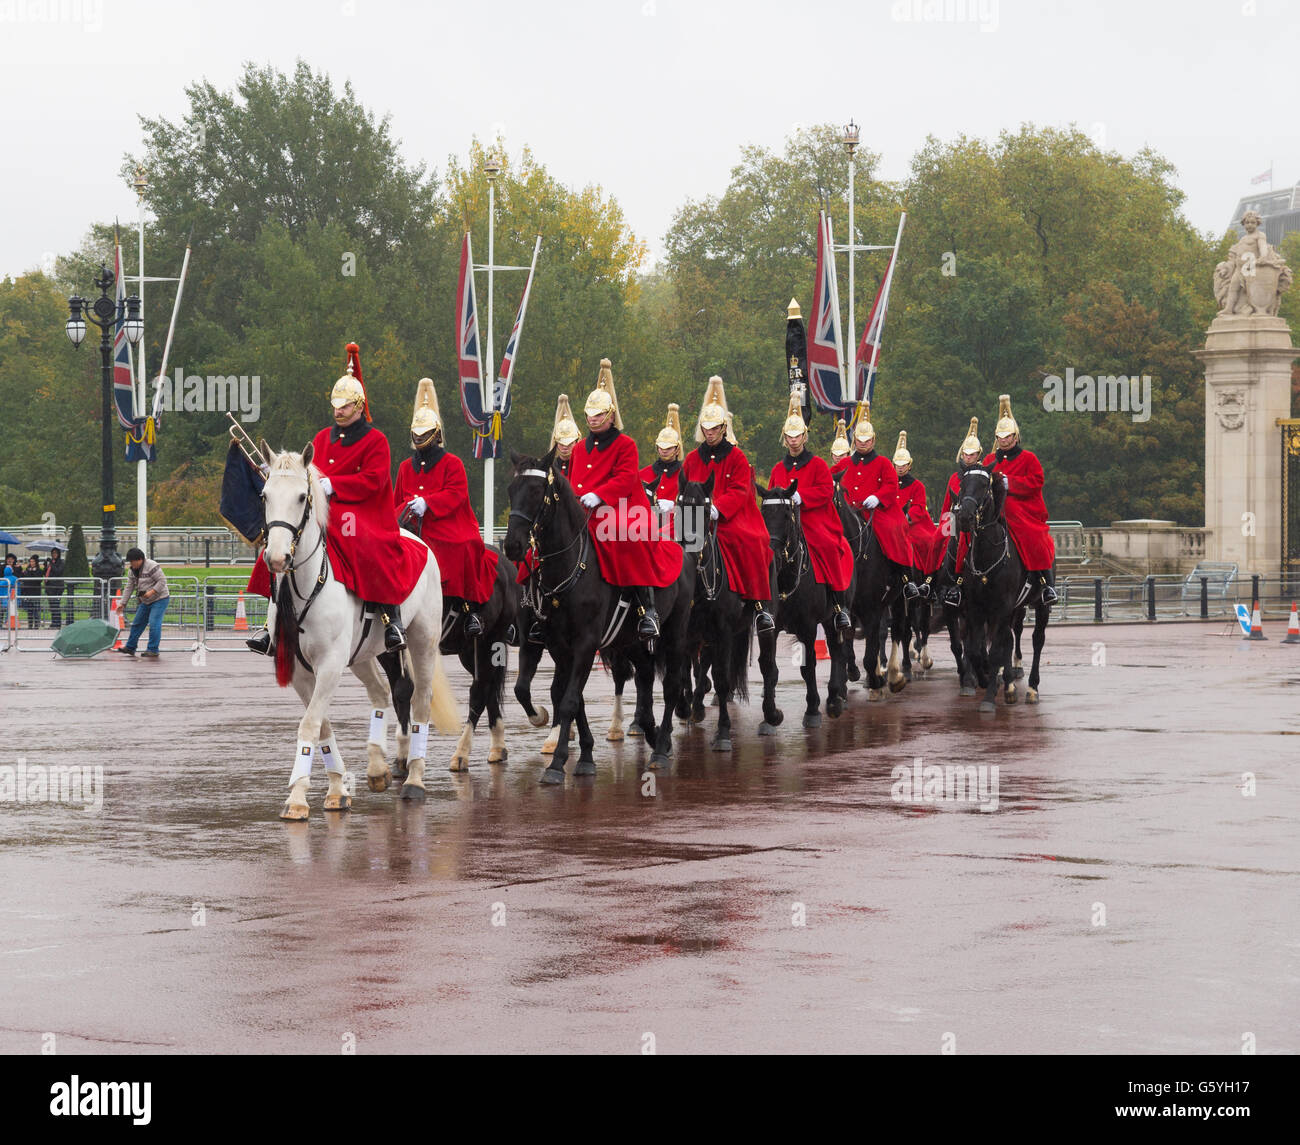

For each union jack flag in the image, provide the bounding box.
[806,211,847,414]
[854,252,893,408]
[112,239,137,431]
[455,233,494,455]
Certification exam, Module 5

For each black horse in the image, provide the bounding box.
[833,481,906,700]
[675,473,764,750]
[504,449,693,783]
[757,481,849,728]
[951,466,1050,711]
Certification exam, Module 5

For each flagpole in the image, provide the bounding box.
[153,237,192,420]
[825,214,847,394]
[134,168,148,551]
[483,155,500,546]
[843,121,859,407]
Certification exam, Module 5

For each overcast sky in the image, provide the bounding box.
[2,0,1295,280]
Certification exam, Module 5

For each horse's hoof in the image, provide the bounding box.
[1011,666,1025,680]
[574,759,596,776]
[690,706,706,724]
[366,770,391,793]
[627,724,643,737]
[757,722,776,736]
[867,688,884,702]
[279,801,309,821]
[903,667,913,682]
[979,700,995,714]
[802,711,822,729]
[399,783,427,803]
[845,663,860,682]
[921,654,933,670]
[889,678,906,694]
[711,736,732,752]
[649,751,671,768]
[448,756,469,772]
[539,767,565,786]
[959,686,977,697]
[1026,688,1039,705]
[323,793,352,812]
[1005,684,1018,705]
[391,757,409,780]
[528,710,548,728]
[826,699,843,719]
[607,727,624,742]
[541,736,559,755]
[489,749,509,765]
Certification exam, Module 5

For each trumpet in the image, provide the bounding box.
[228,413,271,475]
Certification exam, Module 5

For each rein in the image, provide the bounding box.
[264,467,333,670]
[766,497,808,602]
[514,468,591,618]
[960,479,1011,584]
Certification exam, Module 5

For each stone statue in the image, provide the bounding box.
[1216,210,1292,317]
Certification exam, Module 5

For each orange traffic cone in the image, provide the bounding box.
[234,590,249,632]
[111,591,123,649]
[1248,597,1267,641]
[814,624,830,661]
[1283,602,1300,645]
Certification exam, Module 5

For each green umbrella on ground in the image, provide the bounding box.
[51,619,120,659]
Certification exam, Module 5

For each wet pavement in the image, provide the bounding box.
[1,623,1296,1054]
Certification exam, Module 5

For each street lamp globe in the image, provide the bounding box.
[65,296,87,347]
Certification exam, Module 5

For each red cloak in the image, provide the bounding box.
[641,460,682,541]
[395,449,499,602]
[983,446,1056,570]
[838,451,913,567]
[768,453,853,591]
[569,430,683,589]
[682,441,773,601]
[899,475,944,575]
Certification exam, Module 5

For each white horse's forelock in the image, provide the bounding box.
[267,450,329,531]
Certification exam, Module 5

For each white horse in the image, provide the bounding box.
[260,443,460,819]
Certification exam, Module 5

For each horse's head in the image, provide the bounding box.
[955,465,1001,533]
[759,479,799,555]
[261,440,327,575]
[505,447,560,562]
[675,472,714,552]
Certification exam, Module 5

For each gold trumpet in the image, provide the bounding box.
[228,412,271,473]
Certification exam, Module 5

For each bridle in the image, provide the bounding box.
[511,467,590,618]
[263,465,331,630]
[679,490,721,602]
[764,495,808,602]
[957,468,1009,582]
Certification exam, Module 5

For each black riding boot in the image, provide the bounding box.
[246,627,272,656]
[1036,569,1058,606]
[463,600,485,638]
[636,586,660,641]
[832,591,852,631]
[942,576,963,608]
[902,573,920,600]
[753,599,775,634]
[379,605,407,652]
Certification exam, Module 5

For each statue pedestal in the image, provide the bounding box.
[1193,316,1294,572]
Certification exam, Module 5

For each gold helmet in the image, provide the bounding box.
[583,357,623,429]
[696,374,736,443]
[994,392,1019,442]
[550,393,582,449]
[893,430,912,469]
[779,391,808,444]
[410,377,441,446]
[957,416,981,464]
[655,402,683,458]
[830,418,850,459]
[330,343,369,420]
[852,400,875,446]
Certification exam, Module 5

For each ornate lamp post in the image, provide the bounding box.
[65,265,142,582]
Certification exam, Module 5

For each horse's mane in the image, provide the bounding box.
[268,450,330,531]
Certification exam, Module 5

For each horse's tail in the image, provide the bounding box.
[428,642,460,734]
[273,577,297,687]
[730,622,750,704]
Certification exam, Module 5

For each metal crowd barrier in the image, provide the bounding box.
[1055,573,1299,624]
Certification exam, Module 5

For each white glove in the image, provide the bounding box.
[709,504,719,521]
[656,499,674,514]
[791,491,802,506]
[580,492,602,509]
[318,477,334,498]
[1000,474,1010,489]
[865,495,880,509]
[409,496,427,517]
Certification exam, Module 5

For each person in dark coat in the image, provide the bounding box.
[45,547,66,628]
[19,556,42,628]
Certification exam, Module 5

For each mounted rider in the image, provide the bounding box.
[394,378,499,638]
[893,430,944,589]
[641,402,683,540]
[567,358,683,642]
[681,375,776,633]
[829,417,851,477]
[245,342,424,655]
[983,393,1058,606]
[767,392,854,631]
[837,403,919,598]
[936,417,984,607]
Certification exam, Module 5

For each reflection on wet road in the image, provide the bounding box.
[1,625,1295,1052]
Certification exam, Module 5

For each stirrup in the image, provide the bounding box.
[755,608,775,634]
[833,606,852,631]
[903,581,920,600]
[637,609,660,640]
[465,612,484,637]
[527,620,545,645]
[942,585,962,607]
[1041,585,1059,606]
[381,612,407,652]
[246,628,272,656]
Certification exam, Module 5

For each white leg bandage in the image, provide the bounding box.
[368,708,387,745]
[290,739,314,785]
[319,735,345,774]
[408,722,428,762]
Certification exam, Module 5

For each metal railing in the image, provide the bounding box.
[1054,572,1300,623]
